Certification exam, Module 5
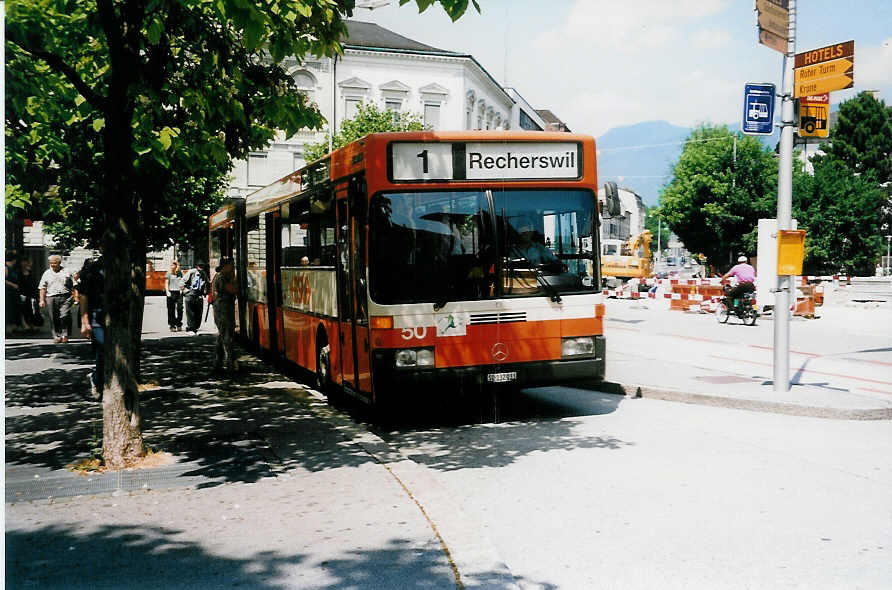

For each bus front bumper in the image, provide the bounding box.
[371,336,605,393]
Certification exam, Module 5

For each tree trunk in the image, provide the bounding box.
[101,221,145,468]
[99,37,145,468]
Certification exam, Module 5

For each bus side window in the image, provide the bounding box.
[318,205,336,266]
[350,177,368,323]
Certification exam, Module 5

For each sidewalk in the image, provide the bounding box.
[4,301,514,589]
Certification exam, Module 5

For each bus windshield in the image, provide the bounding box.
[369,189,598,305]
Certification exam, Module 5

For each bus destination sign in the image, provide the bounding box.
[390,142,582,182]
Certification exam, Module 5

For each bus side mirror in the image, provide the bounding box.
[602,181,621,218]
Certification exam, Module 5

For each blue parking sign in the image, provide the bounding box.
[742,83,776,135]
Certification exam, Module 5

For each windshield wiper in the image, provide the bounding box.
[508,247,562,304]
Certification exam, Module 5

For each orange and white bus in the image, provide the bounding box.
[209,131,608,409]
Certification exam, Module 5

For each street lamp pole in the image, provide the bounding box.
[885,235,891,276]
[773,0,796,393]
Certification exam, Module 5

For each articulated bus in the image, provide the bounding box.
[209,131,607,409]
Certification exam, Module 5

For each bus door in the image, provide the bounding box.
[335,198,357,390]
[264,210,282,356]
[350,178,371,395]
[335,178,372,395]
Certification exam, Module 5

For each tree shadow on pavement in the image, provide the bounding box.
[5,336,378,487]
[4,523,463,590]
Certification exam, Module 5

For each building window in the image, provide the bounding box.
[293,70,316,102]
[385,99,402,113]
[519,110,543,131]
[465,109,472,130]
[345,98,361,119]
[424,103,441,129]
[248,153,269,187]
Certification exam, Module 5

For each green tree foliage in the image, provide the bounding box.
[5,0,477,468]
[304,102,426,162]
[820,91,892,183]
[793,158,885,275]
[791,94,890,276]
[659,125,776,269]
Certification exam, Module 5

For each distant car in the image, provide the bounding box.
[666,257,677,266]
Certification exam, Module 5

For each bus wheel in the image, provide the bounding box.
[316,342,332,398]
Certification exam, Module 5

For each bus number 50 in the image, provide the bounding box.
[401,327,427,340]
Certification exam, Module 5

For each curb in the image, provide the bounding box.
[598,381,892,421]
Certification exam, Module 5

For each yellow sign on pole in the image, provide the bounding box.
[799,94,830,138]
[777,230,806,276]
[756,0,789,39]
[794,57,854,97]
[756,0,789,53]
[794,41,855,98]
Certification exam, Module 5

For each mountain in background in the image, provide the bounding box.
[596,116,810,206]
[596,121,690,207]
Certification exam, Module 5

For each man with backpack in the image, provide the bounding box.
[183,261,209,333]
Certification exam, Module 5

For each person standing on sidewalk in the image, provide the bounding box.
[38,255,75,343]
[182,261,208,333]
[212,257,238,372]
[165,260,185,332]
[78,254,105,399]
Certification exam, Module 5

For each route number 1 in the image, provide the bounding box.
[417,150,429,173]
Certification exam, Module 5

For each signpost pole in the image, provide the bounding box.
[774,0,796,393]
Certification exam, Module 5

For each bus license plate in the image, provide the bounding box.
[487,371,517,383]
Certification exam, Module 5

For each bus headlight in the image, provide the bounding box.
[395,347,435,368]
[562,336,595,358]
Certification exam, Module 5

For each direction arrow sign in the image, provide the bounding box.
[794,57,853,86]
[742,83,776,136]
[759,29,787,54]
[756,0,789,39]
[795,72,854,98]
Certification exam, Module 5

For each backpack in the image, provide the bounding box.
[187,269,206,295]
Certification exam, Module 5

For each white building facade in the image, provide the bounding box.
[228,21,552,197]
[598,186,646,255]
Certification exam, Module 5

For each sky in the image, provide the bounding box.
[354,0,892,137]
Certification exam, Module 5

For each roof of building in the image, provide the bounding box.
[344,21,460,55]
[535,109,571,132]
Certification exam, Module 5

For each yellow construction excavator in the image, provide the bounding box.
[601,230,653,280]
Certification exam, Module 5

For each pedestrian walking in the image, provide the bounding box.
[5,252,24,335]
[78,254,105,399]
[19,259,42,332]
[212,257,238,372]
[38,255,75,343]
[182,261,209,333]
[165,261,185,331]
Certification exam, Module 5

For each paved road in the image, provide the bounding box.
[604,300,892,401]
[379,393,892,589]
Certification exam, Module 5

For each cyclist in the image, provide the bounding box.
[722,255,756,299]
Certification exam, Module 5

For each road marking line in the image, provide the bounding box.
[658,332,727,344]
[861,387,892,396]
[709,354,892,387]
[842,357,892,367]
[749,344,820,357]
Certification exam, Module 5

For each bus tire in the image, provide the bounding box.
[804,121,816,133]
[316,339,333,399]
